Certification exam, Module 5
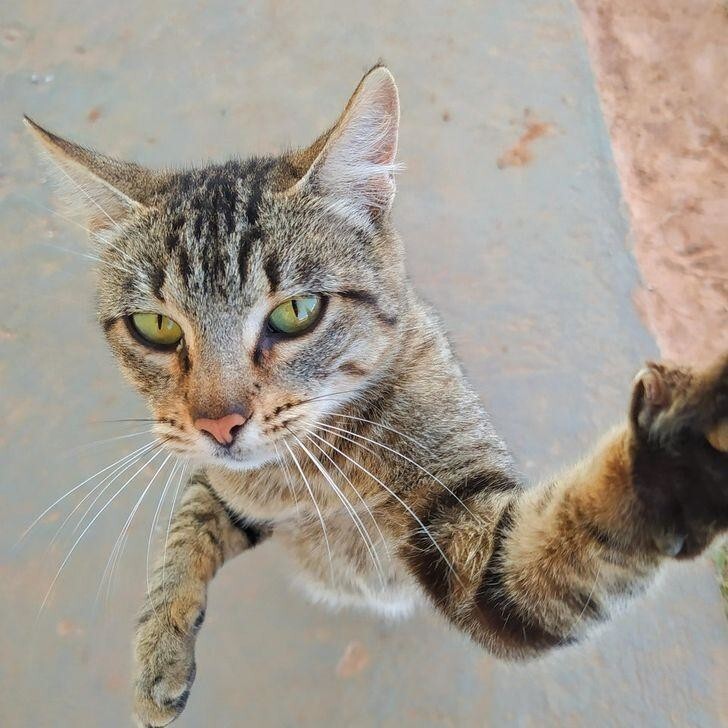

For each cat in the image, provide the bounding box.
[26,65,728,728]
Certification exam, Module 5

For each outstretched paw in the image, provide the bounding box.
[630,355,728,557]
[132,610,202,727]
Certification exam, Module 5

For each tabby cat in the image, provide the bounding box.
[27,65,728,728]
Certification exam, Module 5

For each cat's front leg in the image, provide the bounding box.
[132,475,269,727]
[403,353,728,659]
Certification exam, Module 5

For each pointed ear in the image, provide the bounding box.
[292,65,401,225]
[24,116,158,233]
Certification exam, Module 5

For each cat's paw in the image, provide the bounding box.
[132,609,202,727]
[629,354,728,557]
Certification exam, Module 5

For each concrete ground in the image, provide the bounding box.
[1,1,726,726]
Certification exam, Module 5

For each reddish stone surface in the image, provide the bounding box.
[578,0,728,364]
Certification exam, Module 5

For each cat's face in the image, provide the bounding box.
[98,160,404,471]
[28,66,404,470]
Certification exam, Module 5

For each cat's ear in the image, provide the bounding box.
[24,116,158,233]
[291,65,401,226]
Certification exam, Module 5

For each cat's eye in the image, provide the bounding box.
[268,295,322,335]
[129,313,183,349]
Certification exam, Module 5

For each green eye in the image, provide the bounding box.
[129,313,183,348]
[268,295,322,335]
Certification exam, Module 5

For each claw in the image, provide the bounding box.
[707,420,728,452]
[638,364,669,407]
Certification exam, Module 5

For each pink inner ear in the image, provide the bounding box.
[373,142,396,166]
[368,89,398,166]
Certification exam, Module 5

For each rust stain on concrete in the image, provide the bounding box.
[497,111,555,169]
[86,106,102,123]
[56,619,84,638]
[578,0,728,364]
[335,640,370,678]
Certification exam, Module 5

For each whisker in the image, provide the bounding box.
[274,443,300,516]
[306,428,460,584]
[37,447,166,616]
[19,188,136,277]
[102,453,174,602]
[315,421,484,525]
[283,440,335,585]
[40,241,136,277]
[68,428,156,454]
[146,459,180,614]
[48,441,159,550]
[96,452,173,607]
[41,241,105,265]
[331,413,433,454]
[304,432,391,563]
[69,441,164,538]
[91,418,158,425]
[15,439,157,547]
[287,429,384,587]
[107,529,131,605]
[19,192,124,253]
[161,461,188,605]
[572,562,602,632]
[292,388,362,408]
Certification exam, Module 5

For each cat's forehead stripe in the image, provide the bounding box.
[157,158,280,304]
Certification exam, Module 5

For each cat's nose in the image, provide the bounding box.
[194,412,250,446]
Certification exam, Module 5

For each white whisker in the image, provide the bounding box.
[19,192,121,251]
[572,563,602,632]
[40,241,137,277]
[283,440,335,585]
[102,454,174,601]
[306,428,460,584]
[49,159,124,236]
[274,443,300,516]
[147,459,180,610]
[68,428,156,454]
[69,442,163,538]
[96,452,173,606]
[331,413,433,454]
[48,441,159,550]
[304,432,391,563]
[161,462,188,605]
[15,440,157,547]
[37,447,166,616]
[288,430,384,586]
[315,421,484,525]
[41,241,104,264]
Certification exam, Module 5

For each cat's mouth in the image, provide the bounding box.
[151,417,280,471]
[171,418,291,471]
[202,441,282,471]
[154,400,342,472]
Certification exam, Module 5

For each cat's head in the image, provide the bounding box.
[27,65,406,470]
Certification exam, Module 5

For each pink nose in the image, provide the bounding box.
[194,413,249,445]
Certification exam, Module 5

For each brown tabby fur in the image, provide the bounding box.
[26,66,728,727]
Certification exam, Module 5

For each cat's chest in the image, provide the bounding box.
[204,461,366,523]
[276,509,422,618]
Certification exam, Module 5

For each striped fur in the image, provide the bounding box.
[26,67,728,727]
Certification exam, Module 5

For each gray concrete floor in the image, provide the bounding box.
[1,1,726,726]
